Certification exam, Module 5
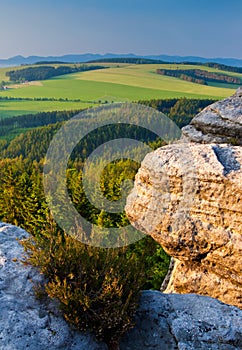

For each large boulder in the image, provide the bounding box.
[126,89,242,310]
[126,143,242,309]
[0,222,107,350]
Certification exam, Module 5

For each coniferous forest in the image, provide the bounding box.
[0,97,217,347]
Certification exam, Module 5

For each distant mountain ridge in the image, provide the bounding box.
[1,53,242,67]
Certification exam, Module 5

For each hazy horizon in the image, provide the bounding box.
[1,52,242,61]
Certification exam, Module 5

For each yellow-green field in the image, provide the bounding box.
[0,63,240,118]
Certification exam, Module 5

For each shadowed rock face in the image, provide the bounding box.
[126,88,242,309]
[182,87,242,145]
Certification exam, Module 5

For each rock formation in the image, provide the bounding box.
[182,87,242,144]
[120,290,242,350]
[1,222,242,349]
[126,88,242,309]
[0,222,106,350]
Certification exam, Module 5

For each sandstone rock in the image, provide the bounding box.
[126,143,242,309]
[120,290,242,350]
[0,222,107,350]
[182,87,242,145]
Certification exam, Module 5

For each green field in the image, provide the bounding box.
[0,63,239,119]
[0,99,92,119]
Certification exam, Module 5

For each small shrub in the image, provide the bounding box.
[22,224,146,349]
[230,137,241,146]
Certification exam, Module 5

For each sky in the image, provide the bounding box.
[1,0,242,59]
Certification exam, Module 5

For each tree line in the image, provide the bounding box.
[0,98,215,141]
[0,96,91,103]
[88,57,166,64]
[6,64,106,82]
[138,97,216,127]
[156,68,242,85]
[87,57,242,75]
[182,61,242,74]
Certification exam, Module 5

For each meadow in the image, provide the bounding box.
[0,99,91,119]
[0,63,239,119]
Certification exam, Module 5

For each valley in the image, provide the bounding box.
[0,62,239,119]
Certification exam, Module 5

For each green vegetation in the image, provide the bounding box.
[23,225,146,349]
[0,110,79,142]
[182,61,242,74]
[0,59,240,346]
[0,99,90,120]
[0,98,215,143]
[88,57,166,64]
[0,62,238,118]
[139,97,216,127]
[156,68,242,86]
[88,58,242,75]
[6,64,105,82]
[0,96,211,345]
[73,64,236,98]
[0,109,172,347]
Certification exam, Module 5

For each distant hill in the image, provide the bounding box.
[87,57,166,64]
[1,53,242,67]
[148,55,242,67]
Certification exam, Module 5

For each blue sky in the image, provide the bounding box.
[1,0,242,58]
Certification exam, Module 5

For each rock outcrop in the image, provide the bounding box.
[126,88,242,309]
[1,222,242,349]
[0,222,107,350]
[120,291,242,350]
[182,87,242,144]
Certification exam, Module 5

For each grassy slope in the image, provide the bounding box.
[0,63,239,119]
[75,64,237,96]
[0,100,91,119]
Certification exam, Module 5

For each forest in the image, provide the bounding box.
[184,61,242,74]
[0,97,218,347]
[88,57,166,64]
[6,64,105,82]
[156,68,242,85]
[87,57,242,75]
[0,98,215,141]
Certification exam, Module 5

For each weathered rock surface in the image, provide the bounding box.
[126,142,242,308]
[0,222,107,350]
[182,87,242,144]
[1,222,242,349]
[126,89,242,309]
[120,290,242,350]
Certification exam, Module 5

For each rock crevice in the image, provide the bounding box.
[212,145,241,175]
